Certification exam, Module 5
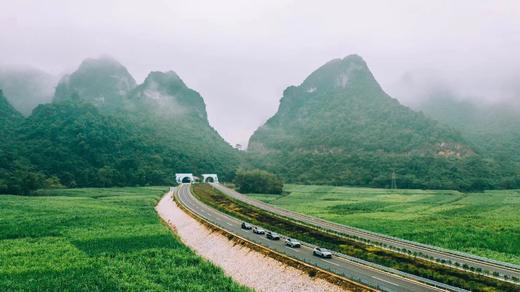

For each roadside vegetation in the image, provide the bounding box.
[234,169,283,194]
[0,187,248,291]
[192,183,519,291]
[246,184,520,265]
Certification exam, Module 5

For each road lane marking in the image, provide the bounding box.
[218,186,520,279]
[372,276,400,287]
[182,186,449,291]
[323,259,340,267]
[225,222,233,227]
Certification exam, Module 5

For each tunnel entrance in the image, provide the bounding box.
[202,174,219,183]
[175,173,194,184]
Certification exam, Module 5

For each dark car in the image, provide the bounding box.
[241,222,252,230]
[266,231,280,240]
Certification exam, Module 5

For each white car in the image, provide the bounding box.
[313,247,332,258]
[285,238,301,248]
[252,227,265,234]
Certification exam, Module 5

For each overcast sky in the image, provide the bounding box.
[1,1,520,146]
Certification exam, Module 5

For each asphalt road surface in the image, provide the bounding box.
[175,184,459,292]
[212,183,520,281]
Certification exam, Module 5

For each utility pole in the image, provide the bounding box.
[391,171,397,190]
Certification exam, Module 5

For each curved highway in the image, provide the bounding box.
[211,183,520,281]
[175,184,462,292]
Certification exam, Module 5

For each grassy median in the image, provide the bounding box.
[192,183,519,292]
[247,184,520,265]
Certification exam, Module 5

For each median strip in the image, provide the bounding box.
[193,183,520,292]
[173,187,376,292]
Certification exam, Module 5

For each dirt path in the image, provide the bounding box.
[155,190,346,292]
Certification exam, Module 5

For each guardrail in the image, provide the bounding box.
[171,187,376,292]
[174,186,470,292]
[212,183,520,280]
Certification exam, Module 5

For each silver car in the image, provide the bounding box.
[313,247,332,258]
[285,238,301,248]
[252,227,265,234]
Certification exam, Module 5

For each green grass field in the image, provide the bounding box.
[247,185,520,265]
[0,187,248,291]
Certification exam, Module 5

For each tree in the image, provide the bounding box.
[234,169,283,194]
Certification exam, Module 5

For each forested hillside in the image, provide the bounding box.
[0,90,23,138]
[0,57,239,194]
[416,96,520,187]
[247,55,511,190]
[0,89,46,194]
[124,71,238,177]
[14,101,175,187]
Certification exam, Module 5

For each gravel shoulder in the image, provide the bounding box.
[155,191,347,292]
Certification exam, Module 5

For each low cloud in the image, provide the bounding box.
[1,1,520,144]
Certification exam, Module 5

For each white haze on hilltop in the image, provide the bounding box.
[0,65,58,115]
[1,0,520,146]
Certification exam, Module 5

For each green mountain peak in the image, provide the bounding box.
[53,56,136,110]
[301,54,377,92]
[127,70,207,120]
[247,55,490,190]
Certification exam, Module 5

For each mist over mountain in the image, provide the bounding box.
[390,68,520,179]
[2,53,519,193]
[0,66,57,115]
[415,95,520,183]
[54,56,136,111]
[417,96,520,137]
[127,71,207,120]
[392,68,520,111]
[246,55,509,190]
[0,56,239,194]
[124,68,239,180]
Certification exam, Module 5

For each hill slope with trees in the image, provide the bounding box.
[247,55,508,190]
[0,89,23,138]
[416,96,520,188]
[0,57,239,194]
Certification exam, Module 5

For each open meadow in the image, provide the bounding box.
[0,187,247,291]
[247,185,520,265]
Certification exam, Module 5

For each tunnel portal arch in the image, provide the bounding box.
[202,174,219,183]
[176,173,194,184]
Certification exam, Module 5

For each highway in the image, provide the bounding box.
[212,183,520,281]
[175,184,462,292]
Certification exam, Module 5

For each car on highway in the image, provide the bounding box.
[241,222,252,230]
[313,247,332,258]
[285,238,301,248]
[252,227,265,234]
[266,231,280,240]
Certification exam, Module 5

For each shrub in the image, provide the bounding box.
[234,169,283,194]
